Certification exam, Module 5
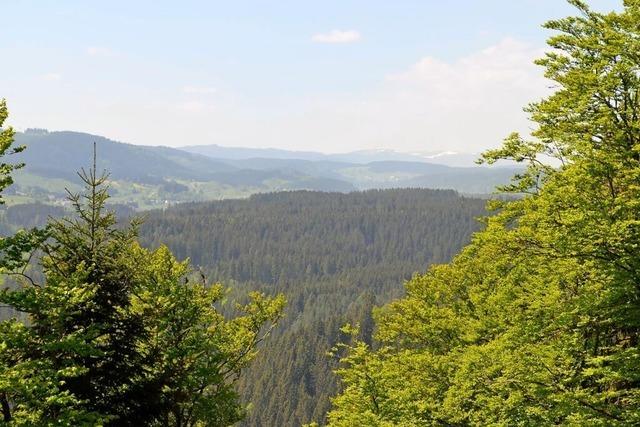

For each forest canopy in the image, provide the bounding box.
[326,1,640,425]
[138,188,486,426]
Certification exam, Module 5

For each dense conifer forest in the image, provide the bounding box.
[0,189,487,425]
[137,189,487,425]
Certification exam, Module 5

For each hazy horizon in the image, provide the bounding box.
[2,0,621,153]
[15,127,486,156]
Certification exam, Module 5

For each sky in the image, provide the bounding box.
[1,0,622,153]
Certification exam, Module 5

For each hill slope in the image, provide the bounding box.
[10,130,357,208]
[15,130,237,181]
[137,189,487,426]
[8,129,517,209]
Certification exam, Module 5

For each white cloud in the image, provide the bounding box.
[87,46,116,57]
[183,86,217,95]
[250,37,550,153]
[41,73,62,81]
[335,38,547,151]
[312,30,361,44]
[386,38,546,108]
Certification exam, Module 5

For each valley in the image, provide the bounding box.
[8,129,517,210]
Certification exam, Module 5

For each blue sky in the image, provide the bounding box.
[1,0,622,153]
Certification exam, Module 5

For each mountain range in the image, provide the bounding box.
[181,144,484,167]
[9,129,518,209]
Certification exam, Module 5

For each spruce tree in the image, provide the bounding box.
[38,147,147,421]
[1,138,285,425]
[0,102,105,424]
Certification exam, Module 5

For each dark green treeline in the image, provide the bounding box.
[137,188,486,426]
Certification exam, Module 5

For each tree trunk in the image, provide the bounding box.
[1,392,11,422]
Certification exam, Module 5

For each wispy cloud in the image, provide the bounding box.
[312,30,361,44]
[183,86,217,95]
[242,38,550,153]
[87,46,116,57]
[331,37,548,151]
[42,73,62,81]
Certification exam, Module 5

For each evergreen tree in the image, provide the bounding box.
[0,102,99,424]
[33,149,148,422]
[0,139,285,424]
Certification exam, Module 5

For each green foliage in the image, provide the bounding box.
[328,1,640,425]
[0,101,47,279]
[0,101,103,425]
[129,245,286,426]
[0,100,26,204]
[139,189,486,425]
[0,134,285,425]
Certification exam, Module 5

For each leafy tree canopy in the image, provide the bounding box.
[327,1,640,425]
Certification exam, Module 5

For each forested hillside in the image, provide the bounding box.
[10,130,357,209]
[7,130,516,210]
[0,176,488,425]
[137,189,486,425]
[326,2,640,425]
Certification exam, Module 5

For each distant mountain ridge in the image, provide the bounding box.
[180,143,483,166]
[15,130,237,182]
[8,129,519,209]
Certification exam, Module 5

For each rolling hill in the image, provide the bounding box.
[8,129,519,209]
